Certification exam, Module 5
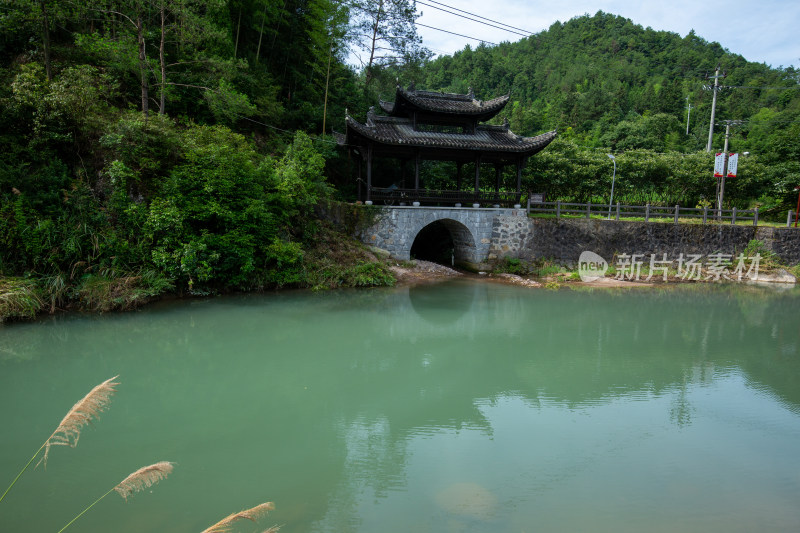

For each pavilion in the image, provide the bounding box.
[337,83,557,206]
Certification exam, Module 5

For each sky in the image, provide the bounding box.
[414,0,800,69]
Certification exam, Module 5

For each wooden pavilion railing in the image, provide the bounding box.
[368,187,522,207]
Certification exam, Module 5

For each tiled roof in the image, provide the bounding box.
[343,113,557,155]
[380,86,509,118]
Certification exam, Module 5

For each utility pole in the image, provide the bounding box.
[716,120,744,218]
[685,95,693,135]
[704,65,726,152]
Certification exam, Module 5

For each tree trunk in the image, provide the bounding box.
[137,13,149,117]
[365,0,383,88]
[255,1,268,63]
[322,43,332,135]
[234,9,241,58]
[159,1,166,114]
[39,0,52,81]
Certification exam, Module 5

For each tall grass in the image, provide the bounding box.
[1,374,279,531]
[201,502,279,533]
[0,376,119,504]
[57,462,174,532]
[74,267,174,312]
[38,273,68,313]
[0,277,43,322]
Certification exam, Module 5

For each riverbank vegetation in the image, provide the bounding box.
[2,4,798,321]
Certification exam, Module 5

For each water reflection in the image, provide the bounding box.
[407,281,476,324]
[0,282,799,532]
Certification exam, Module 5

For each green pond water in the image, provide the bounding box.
[1,280,800,532]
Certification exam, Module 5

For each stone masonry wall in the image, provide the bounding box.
[320,202,799,267]
[359,206,526,264]
[488,218,800,267]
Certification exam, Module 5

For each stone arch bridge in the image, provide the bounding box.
[360,206,528,266]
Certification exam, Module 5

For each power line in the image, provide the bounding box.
[720,84,800,90]
[416,0,528,38]
[422,0,534,35]
[416,23,497,46]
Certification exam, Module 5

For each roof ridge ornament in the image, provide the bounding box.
[468,86,475,99]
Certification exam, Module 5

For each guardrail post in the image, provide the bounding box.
[703,206,708,224]
[754,207,758,227]
[674,205,679,224]
[586,202,591,219]
[731,207,737,225]
[645,203,650,222]
[616,202,620,221]
[526,195,531,215]
[556,200,561,219]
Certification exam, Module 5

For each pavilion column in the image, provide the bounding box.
[474,154,481,199]
[414,150,420,190]
[456,162,463,191]
[494,163,501,200]
[355,149,362,202]
[366,144,373,202]
[517,157,527,204]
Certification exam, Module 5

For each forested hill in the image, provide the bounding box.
[410,11,799,156]
[0,0,394,318]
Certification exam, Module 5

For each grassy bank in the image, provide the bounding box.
[0,224,395,324]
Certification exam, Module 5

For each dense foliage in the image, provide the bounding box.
[1,4,798,317]
[378,12,799,211]
[0,0,400,315]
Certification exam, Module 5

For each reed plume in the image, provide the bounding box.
[42,375,120,467]
[114,461,174,501]
[0,376,120,504]
[57,461,174,533]
[201,501,277,533]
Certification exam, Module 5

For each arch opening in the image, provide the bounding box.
[410,219,476,266]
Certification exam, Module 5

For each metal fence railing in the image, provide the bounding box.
[526,199,767,226]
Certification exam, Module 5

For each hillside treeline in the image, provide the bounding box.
[379,12,800,211]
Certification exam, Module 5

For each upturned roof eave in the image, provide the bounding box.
[388,86,511,119]
[344,117,557,155]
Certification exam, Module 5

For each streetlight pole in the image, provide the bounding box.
[607,154,616,219]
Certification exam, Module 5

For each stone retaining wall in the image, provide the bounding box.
[318,202,799,267]
[489,218,800,266]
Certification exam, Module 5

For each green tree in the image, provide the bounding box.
[347,0,427,88]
